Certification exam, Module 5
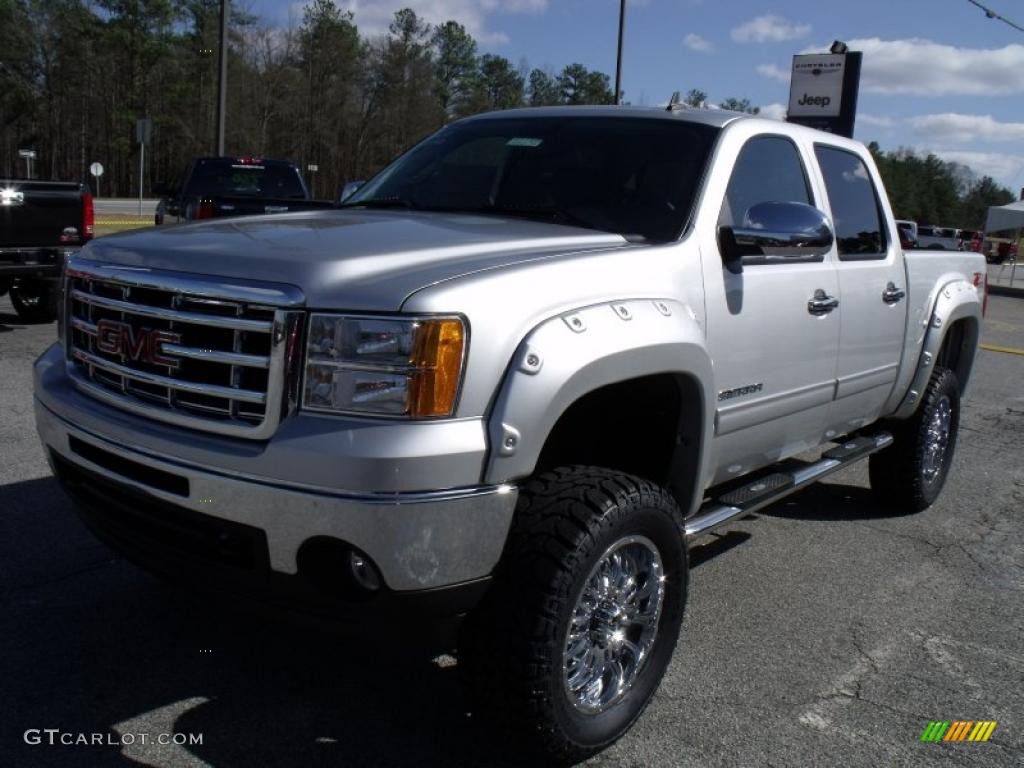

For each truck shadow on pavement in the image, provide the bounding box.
[756,481,917,521]
[0,473,896,767]
[0,311,25,331]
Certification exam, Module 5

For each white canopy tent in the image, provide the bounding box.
[984,199,1024,233]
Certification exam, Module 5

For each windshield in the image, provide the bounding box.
[346,116,719,242]
[186,160,307,199]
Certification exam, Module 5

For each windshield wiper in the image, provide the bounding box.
[339,197,418,210]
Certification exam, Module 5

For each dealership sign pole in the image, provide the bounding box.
[136,119,151,215]
[785,48,862,138]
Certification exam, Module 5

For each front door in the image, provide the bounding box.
[698,131,840,485]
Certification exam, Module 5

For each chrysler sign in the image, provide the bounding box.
[786,51,862,138]
[788,54,845,118]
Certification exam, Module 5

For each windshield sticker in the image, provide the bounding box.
[507,138,543,148]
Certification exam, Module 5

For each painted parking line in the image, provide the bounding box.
[980,343,1024,356]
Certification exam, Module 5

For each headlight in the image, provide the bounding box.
[303,314,466,418]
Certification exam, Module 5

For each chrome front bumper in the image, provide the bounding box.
[35,347,517,593]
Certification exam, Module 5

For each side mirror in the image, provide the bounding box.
[339,181,365,202]
[718,201,834,275]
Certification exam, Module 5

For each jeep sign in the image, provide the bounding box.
[786,51,862,138]
[788,54,844,118]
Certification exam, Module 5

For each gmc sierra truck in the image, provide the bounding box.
[1,179,93,321]
[34,106,985,761]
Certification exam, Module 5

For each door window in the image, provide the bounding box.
[815,146,887,260]
[720,136,812,228]
[720,136,817,265]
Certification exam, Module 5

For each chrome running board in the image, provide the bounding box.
[685,432,894,540]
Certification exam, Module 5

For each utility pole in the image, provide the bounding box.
[215,0,229,155]
[614,0,626,105]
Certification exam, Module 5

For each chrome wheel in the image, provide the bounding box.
[922,395,952,482]
[563,535,665,714]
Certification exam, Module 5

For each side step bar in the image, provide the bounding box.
[684,432,893,540]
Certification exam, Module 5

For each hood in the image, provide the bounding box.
[83,210,628,309]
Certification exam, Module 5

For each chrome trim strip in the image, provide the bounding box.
[66,368,276,439]
[72,348,268,404]
[160,344,271,369]
[70,318,270,368]
[67,258,306,307]
[70,289,273,332]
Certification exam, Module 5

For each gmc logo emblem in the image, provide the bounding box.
[95,319,182,369]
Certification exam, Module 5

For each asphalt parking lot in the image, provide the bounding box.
[1,294,1022,767]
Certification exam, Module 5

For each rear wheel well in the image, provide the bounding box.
[936,317,978,391]
[534,374,702,511]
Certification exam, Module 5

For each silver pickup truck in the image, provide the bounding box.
[34,106,986,760]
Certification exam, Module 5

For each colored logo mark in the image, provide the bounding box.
[921,721,997,742]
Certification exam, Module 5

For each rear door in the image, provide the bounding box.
[699,131,840,485]
[813,144,907,435]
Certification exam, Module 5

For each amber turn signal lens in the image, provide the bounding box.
[409,319,466,417]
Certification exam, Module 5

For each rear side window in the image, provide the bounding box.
[815,146,887,259]
[720,136,812,228]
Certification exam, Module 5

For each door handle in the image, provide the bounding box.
[882,282,906,304]
[807,289,839,315]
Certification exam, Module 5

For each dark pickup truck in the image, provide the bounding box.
[154,156,336,224]
[1,180,93,322]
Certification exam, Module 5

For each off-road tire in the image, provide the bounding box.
[459,466,688,764]
[10,280,58,323]
[869,366,960,512]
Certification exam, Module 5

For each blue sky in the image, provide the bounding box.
[252,0,1024,191]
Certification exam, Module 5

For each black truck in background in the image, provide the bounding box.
[1,180,93,322]
[154,156,337,224]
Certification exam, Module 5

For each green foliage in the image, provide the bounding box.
[683,89,706,108]
[558,63,613,105]
[0,1,620,195]
[869,145,1015,228]
[431,20,477,117]
[718,97,759,115]
[527,69,560,106]
[468,55,524,112]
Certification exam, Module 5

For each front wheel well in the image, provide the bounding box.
[533,373,702,511]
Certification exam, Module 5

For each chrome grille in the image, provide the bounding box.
[65,260,304,439]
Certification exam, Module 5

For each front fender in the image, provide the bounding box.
[484,298,715,514]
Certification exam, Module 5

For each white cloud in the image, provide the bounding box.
[909,113,1024,143]
[858,114,895,128]
[757,63,789,82]
[683,33,714,53]
[732,15,811,44]
[925,149,1024,185]
[759,102,787,121]
[338,0,544,42]
[481,0,547,12]
[804,38,1024,96]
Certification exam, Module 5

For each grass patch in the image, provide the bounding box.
[94,214,153,238]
